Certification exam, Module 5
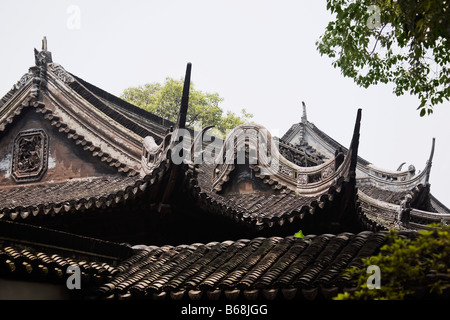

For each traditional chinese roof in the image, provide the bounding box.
[176,109,362,234]
[1,39,450,303]
[0,43,177,231]
[0,46,173,177]
[280,103,450,231]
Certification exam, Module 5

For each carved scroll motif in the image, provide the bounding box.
[321,166,334,179]
[48,63,75,84]
[12,129,49,183]
[12,73,33,90]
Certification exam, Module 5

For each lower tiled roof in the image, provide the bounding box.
[0,175,145,220]
[95,231,391,300]
[1,229,430,300]
[0,243,117,285]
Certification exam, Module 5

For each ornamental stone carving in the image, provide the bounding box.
[12,129,49,183]
[279,164,293,177]
[321,166,334,179]
[297,174,308,185]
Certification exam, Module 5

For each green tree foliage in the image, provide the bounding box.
[316,0,450,116]
[334,224,450,300]
[121,78,253,135]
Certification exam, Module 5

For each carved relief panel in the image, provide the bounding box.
[12,129,49,183]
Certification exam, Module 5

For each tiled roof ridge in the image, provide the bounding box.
[0,70,34,109]
[66,75,156,139]
[0,88,36,133]
[430,193,450,214]
[70,73,175,135]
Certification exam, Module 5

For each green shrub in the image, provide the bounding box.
[334,224,450,300]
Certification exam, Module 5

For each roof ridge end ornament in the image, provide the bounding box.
[31,36,52,98]
[176,62,192,130]
[34,36,53,66]
[396,162,406,171]
[348,108,362,179]
[425,137,435,185]
[301,101,307,124]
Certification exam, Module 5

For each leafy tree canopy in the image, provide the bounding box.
[121,77,253,135]
[317,0,450,116]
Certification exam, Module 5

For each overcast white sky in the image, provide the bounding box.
[0,1,449,207]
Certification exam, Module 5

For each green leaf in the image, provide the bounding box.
[420,108,426,117]
[294,230,304,238]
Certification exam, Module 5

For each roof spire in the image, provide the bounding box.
[42,36,48,51]
[301,101,307,123]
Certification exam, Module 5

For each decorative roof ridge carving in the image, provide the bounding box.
[63,72,155,140]
[357,138,435,191]
[290,113,372,168]
[181,110,362,230]
[69,73,175,139]
[277,137,325,165]
[47,63,75,84]
[357,188,450,230]
[210,123,338,194]
[366,163,417,176]
[42,68,149,170]
[141,129,173,176]
[211,109,361,197]
[358,189,400,212]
